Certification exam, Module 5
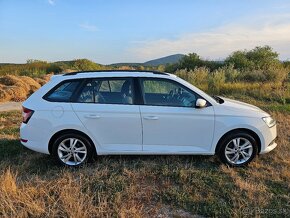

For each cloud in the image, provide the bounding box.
[79,23,98,32]
[129,14,290,61]
[48,0,55,6]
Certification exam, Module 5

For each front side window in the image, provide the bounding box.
[77,78,134,105]
[45,80,80,102]
[140,78,198,107]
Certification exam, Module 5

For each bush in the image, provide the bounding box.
[238,66,288,83]
[223,64,240,82]
[176,67,209,87]
[208,68,226,94]
[19,69,47,77]
[72,59,102,71]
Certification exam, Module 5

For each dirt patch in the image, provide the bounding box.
[0,102,22,112]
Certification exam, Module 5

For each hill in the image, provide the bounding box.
[143,54,185,66]
[110,54,185,67]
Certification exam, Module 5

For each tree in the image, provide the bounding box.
[225,46,288,82]
[178,53,203,70]
[225,46,280,70]
[173,53,223,72]
[224,50,253,69]
[164,63,179,73]
[26,59,47,64]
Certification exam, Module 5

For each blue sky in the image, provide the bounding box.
[1,0,290,64]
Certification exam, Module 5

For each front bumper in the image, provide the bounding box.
[259,123,277,154]
[260,141,277,154]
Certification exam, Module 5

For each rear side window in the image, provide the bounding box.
[77,78,134,105]
[45,80,80,102]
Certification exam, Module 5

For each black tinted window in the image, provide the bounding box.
[77,78,134,105]
[141,78,197,107]
[46,81,80,102]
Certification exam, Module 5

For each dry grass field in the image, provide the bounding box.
[0,75,51,102]
[0,105,289,217]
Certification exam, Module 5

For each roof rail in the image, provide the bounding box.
[63,70,169,76]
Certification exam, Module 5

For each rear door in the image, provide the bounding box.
[139,77,215,153]
[71,77,142,153]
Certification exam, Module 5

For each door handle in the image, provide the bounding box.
[84,114,101,119]
[143,116,159,120]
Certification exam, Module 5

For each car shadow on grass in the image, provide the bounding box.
[24,153,221,177]
[0,138,58,173]
[0,138,28,160]
[90,154,222,174]
[0,139,221,176]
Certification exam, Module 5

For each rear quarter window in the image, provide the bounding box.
[44,80,80,102]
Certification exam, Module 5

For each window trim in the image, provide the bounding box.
[138,77,211,108]
[43,79,85,102]
[42,76,211,107]
[72,77,137,105]
[133,77,144,105]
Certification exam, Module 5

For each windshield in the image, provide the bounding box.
[175,77,220,104]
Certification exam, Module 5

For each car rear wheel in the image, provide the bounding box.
[52,133,93,166]
[218,131,258,167]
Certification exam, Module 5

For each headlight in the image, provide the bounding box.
[262,116,276,128]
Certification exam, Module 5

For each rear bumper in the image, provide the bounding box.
[20,123,50,154]
[20,140,50,154]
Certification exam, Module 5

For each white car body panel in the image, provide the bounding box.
[20,71,277,157]
[140,105,215,153]
[71,103,142,153]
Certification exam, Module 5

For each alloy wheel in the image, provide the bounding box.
[224,137,253,165]
[57,138,87,166]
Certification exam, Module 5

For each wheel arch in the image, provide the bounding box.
[215,128,261,154]
[48,129,97,155]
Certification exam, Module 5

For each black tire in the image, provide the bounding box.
[52,133,93,167]
[217,131,258,167]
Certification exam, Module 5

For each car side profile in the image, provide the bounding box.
[20,70,277,167]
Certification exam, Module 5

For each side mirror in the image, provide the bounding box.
[196,98,207,108]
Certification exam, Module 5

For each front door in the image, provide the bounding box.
[139,78,215,153]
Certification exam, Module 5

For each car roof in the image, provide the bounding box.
[59,70,176,79]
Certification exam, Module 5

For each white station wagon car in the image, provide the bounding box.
[20,70,277,167]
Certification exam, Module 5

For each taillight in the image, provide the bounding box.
[22,107,34,124]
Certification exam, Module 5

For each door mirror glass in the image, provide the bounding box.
[196,98,207,108]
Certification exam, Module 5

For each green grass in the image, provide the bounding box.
[262,104,290,113]
[222,95,290,113]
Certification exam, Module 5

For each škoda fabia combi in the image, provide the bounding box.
[20,70,277,167]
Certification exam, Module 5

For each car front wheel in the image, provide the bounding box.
[218,132,258,167]
[52,133,93,166]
